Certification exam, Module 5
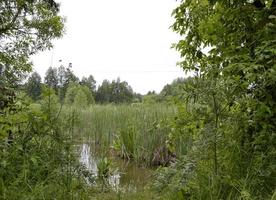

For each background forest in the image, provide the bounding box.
[24,64,188,106]
[0,0,276,200]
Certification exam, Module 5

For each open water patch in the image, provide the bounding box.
[79,143,152,192]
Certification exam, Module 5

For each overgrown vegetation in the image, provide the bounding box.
[0,89,93,199]
[0,1,92,199]
[1,0,275,199]
[69,104,177,167]
[151,0,276,199]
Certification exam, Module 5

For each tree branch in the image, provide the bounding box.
[0,5,23,36]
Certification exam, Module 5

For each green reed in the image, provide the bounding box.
[64,104,177,166]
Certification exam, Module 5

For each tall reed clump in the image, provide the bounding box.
[0,89,92,199]
[68,104,178,167]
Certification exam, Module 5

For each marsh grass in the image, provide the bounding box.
[64,104,177,166]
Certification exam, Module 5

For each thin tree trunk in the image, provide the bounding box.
[212,93,219,176]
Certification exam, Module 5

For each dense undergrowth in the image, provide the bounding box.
[1,0,276,199]
[64,97,276,199]
[0,89,92,199]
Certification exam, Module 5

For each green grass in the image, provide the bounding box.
[64,104,177,167]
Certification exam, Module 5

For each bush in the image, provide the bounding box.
[0,88,91,199]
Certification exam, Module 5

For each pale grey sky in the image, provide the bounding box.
[31,0,186,94]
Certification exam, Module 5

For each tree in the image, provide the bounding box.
[147,90,156,95]
[40,86,60,119]
[96,79,112,103]
[81,85,95,105]
[133,93,143,103]
[142,94,158,105]
[159,77,189,102]
[0,0,64,86]
[65,63,79,84]
[73,89,88,108]
[57,65,66,88]
[44,67,58,92]
[26,72,42,101]
[110,78,134,103]
[64,83,94,106]
[55,63,79,102]
[96,78,134,104]
[64,83,78,105]
[0,1,91,198]
[80,75,97,96]
[166,0,276,198]
[143,90,159,104]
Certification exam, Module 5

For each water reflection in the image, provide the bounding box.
[79,143,152,192]
[80,144,97,173]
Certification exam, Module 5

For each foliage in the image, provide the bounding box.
[44,64,80,102]
[96,78,134,104]
[159,77,191,103]
[44,67,59,92]
[0,1,95,199]
[97,157,112,185]
[57,63,79,101]
[0,1,93,195]
[64,63,79,84]
[80,75,97,96]
[26,68,142,105]
[25,71,42,101]
[74,89,88,108]
[116,123,136,160]
[65,82,94,106]
[2,0,276,199]
[40,87,60,119]
[0,0,64,86]
[95,79,112,103]
[0,89,91,199]
[0,86,16,111]
[142,94,159,105]
[153,0,276,199]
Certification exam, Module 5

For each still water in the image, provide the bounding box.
[79,143,152,192]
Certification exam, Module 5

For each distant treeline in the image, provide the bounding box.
[23,64,189,105]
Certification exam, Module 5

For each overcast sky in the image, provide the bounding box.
[31,0,186,94]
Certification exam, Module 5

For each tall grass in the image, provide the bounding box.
[0,90,92,199]
[64,104,177,167]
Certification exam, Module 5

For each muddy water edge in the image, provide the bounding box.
[78,143,153,193]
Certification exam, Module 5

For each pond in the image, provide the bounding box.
[79,143,153,192]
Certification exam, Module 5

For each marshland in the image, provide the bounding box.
[1,0,276,199]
